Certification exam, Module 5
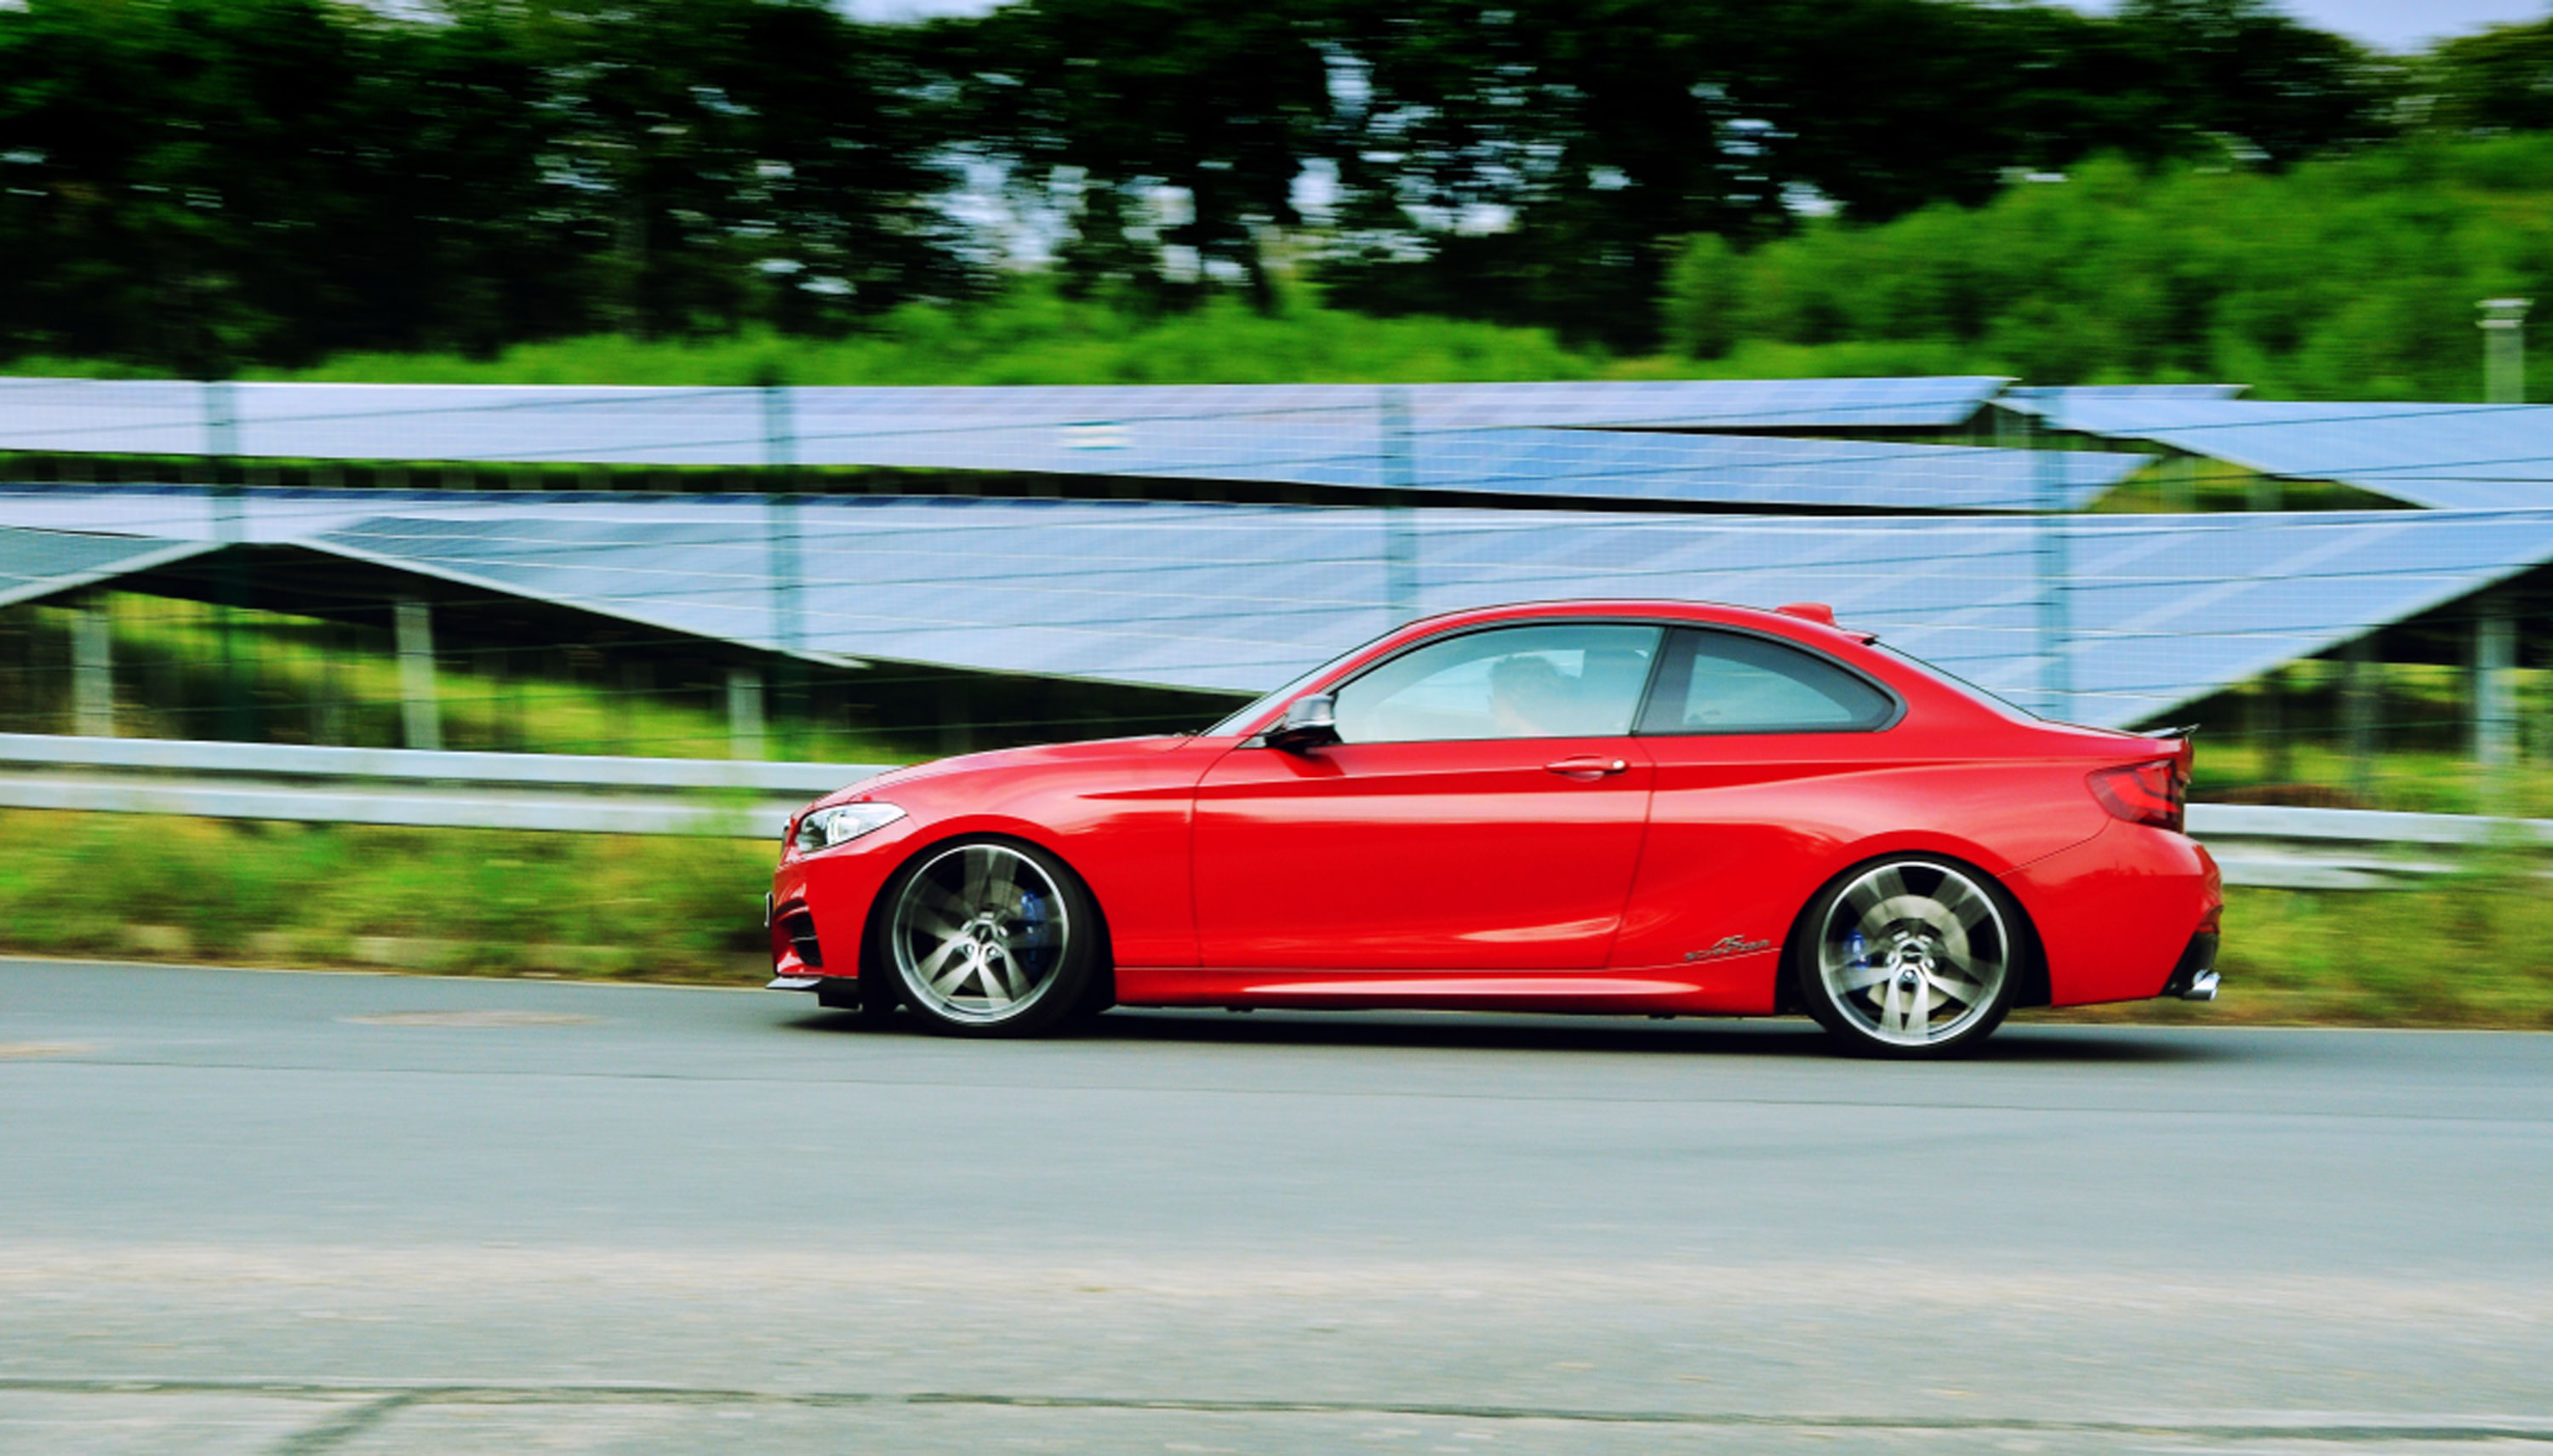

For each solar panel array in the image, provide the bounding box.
[0,526,212,612]
[5,487,2548,728]
[2041,397,2553,510]
[0,374,2011,450]
[9,372,2549,735]
[1,375,2138,513]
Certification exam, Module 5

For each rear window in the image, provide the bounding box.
[1637,628,1897,734]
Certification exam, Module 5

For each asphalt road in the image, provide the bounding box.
[3,957,2550,1454]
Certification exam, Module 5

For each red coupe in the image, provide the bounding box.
[769,600,2221,1056]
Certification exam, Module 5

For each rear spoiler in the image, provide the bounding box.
[1774,601,1879,644]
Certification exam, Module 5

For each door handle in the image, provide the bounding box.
[1544,755,1630,779]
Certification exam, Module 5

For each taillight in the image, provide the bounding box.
[2088,757,2186,833]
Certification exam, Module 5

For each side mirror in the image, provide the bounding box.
[1264,693,1341,753]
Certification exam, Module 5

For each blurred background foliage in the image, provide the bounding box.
[0,0,2549,389]
[1660,138,2553,400]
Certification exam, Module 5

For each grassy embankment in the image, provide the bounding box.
[0,804,2544,1027]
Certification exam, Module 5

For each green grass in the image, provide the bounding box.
[0,810,779,983]
[0,594,1220,763]
[10,285,1631,389]
[4,806,2547,1025]
[2035,866,2553,1031]
[1,278,2128,391]
[0,596,917,760]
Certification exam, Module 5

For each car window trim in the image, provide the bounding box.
[1634,624,1906,737]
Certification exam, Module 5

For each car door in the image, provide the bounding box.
[1191,620,1664,971]
[1605,625,1906,982]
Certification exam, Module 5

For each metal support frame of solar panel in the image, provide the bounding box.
[1996,385,2251,414]
[2035,397,2553,511]
[7,488,2550,731]
[0,377,2139,513]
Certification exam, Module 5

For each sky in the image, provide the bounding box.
[842,0,2553,53]
[2065,0,2552,50]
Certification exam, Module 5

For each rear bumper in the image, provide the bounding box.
[2003,821,2224,1008]
[2162,931,2221,1001]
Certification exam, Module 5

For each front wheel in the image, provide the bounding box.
[874,837,1099,1038]
[1796,856,2021,1058]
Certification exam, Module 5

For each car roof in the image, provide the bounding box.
[1400,598,1859,642]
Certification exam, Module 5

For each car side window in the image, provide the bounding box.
[1332,623,1665,743]
[1638,628,1896,734]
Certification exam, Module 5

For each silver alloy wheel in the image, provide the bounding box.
[888,842,1072,1025]
[1814,859,2011,1048]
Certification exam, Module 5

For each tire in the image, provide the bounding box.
[1793,855,2022,1059]
[871,836,1100,1038]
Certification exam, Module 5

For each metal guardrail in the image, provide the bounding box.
[0,732,884,839]
[0,732,2539,885]
[2179,803,2544,890]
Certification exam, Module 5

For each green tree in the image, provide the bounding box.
[947,0,1334,309]
[2428,15,2553,133]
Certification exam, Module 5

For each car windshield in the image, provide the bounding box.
[1876,643,2044,722]
[1201,631,1396,737]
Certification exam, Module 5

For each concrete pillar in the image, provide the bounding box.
[2481,298,2532,404]
[2473,595,2517,769]
[2342,634,2379,806]
[727,667,766,762]
[394,597,443,751]
[71,600,112,738]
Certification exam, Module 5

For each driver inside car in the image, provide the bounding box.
[1489,653,1576,738]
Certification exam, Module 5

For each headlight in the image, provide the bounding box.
[793,802,906,854]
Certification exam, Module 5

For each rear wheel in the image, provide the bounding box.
[1796,856,2020,1058]
[876,837,1098,1038]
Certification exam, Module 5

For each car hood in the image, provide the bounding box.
[808,734,1197,808]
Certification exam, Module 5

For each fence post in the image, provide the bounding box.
[393,597,443,751]
[938,679,972,756]
[727,666,767,762]
[1379,386,1419,626]
[2162,451,2196,513]
[762,382,804,753]
[2253,669,2290,785]
[2481,298,2532,404]
[71,598,112,738]
[205,379,253,740]
[2474,592,2517,771]
[2343,633,2379,806]
[2004,389,2073,720]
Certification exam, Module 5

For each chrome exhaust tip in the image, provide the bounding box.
[2179,970,2219,1002]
